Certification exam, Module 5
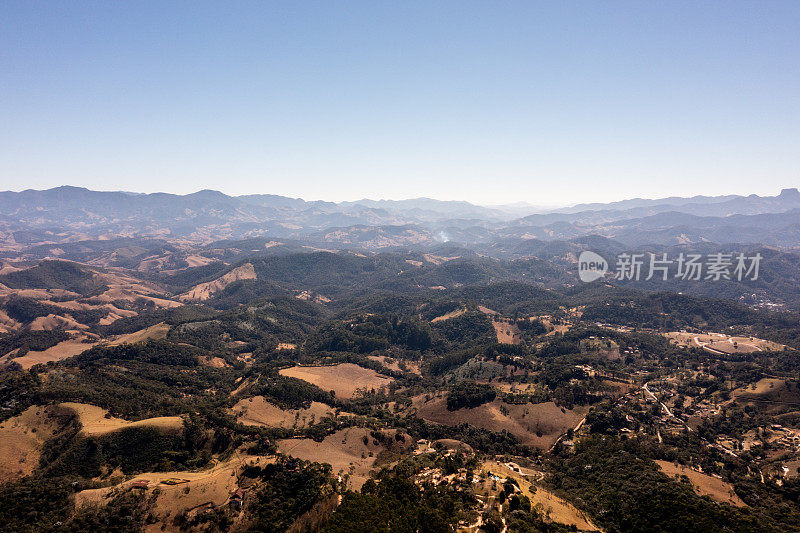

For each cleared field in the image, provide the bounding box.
[0,309,20,334]
[737,378,786,396]
[492,381,538,394]
[492,319,521,344]
[706,340,760,354]
[707,335,784,354]
[656,460,746,507]
[184,254,215,267]
[732,378,800,413]
[179,262,256,301]
[430,307,467,323]
[665,331,786,354]
[482,460,598,531]
[231,397,339,428]
[278,427,408,489]
[29,313,89,331]
[580,337,620,359]
[546,323,571,336]
[199,355,228,368]
[279,363,393,399]
[368,355,422,375]
[276,342,297,350]
[0,405,67,482]
[412,396,586,449]
[422,253,459,265]
[665,331,724,345]
[9,336,97,369]
[93,269,182,309]
[784,459,800,478]
[60,402,184,436]
[76,452,274,524]
[0,261,22,275]
[108,322,170,345]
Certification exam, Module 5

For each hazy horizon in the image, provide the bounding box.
[3,183,799,212]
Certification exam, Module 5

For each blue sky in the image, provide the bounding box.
[1,1,798,205]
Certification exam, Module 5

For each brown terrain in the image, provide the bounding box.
[665,331,786,354]
[412,395,586,449]
[367,354,422,376]
[107,322,171,346]
[4,336,97,369]
[656,460,746,507]
[732,378,800,413]
[481,460,599,531]
[60,402,184,437]
[430,308,467,323]
[279,363,394,399]
[0,405,69,482]
[492,318,521,344]
[179,263,256,301]
[278,427,409,489]
[75,452,275,532]
[231,397,341,428]
[0,264,182,343]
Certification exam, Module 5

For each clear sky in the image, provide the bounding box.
[1,1,799,205]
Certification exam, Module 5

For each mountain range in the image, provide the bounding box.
[2,186,800,253]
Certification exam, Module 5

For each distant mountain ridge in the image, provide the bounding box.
[2,186,800,251]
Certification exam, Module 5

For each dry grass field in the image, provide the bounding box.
[276,342,297,350]
[732,378,800,413]
[708,335,785,354]
[0,309,20,334]
[76,452,275,529]
[665,331,786,354]
[0,266,182,340]
[422,253,459,265]
[7,336,97,369]
[179,262,256,301]
[412,395,586,449]
[183,255,215,268]
[491,381,539,394]
[480,460,599,531]
[0,261,22,275]
[655,460,746,507]
[279,363,393,399]
[580,337,620,359]
[231,396,340,428]
[29,313,89,331]
[278,427,408,489]
[86,268,183,310]
[0,405,67,482]
[367,355,422,375]
[60,402,184,436]
[430,307,467,323]
[492,319,521,344]
[108,322,170,345]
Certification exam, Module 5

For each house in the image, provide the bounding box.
[229,488,248,510]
